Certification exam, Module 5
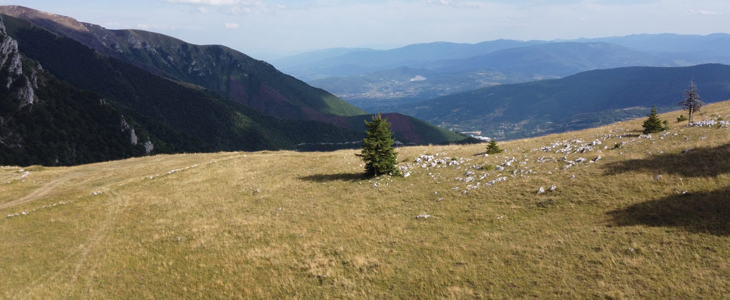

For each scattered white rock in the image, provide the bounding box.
[688,120,730,128]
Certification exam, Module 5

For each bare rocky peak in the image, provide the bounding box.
[0,5,122,55]
[0,5,93,33]
[0,5,228,78]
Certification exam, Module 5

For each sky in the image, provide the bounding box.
[1,0,728,60]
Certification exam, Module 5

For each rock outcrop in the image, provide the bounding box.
[0,15,35,107]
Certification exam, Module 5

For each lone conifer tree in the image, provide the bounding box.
[642,105,667,134]
[486,139,503,154]
[679,80,704,123]
[357,113,398,177]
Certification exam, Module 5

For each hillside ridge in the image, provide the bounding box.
[0,5,368,121]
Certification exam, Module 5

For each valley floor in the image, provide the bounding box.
[2,103,730,299]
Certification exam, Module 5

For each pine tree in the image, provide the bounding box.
[357,113,398,177]
[678,80,704,123]
[486,139,503,154]
[642,105,666,134]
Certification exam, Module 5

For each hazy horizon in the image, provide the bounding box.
[0,0,727,60]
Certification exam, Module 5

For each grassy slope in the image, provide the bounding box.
[2,102,730,298]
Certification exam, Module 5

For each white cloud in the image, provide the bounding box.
[425,0,480,10]
[690,9,720,15]
[104,21,123,28]
[197,7,209,13]
[162,0,241,6]
[427,0,450,5]
[225,23,240,29]
[137,23,198,31]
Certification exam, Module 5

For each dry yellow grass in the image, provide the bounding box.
[2,102,730,299]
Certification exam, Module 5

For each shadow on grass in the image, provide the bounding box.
[602,143,730,178]
[299,172,368,183]
[607,187,730,235]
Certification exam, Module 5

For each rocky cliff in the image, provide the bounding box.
[0,14,152,166]
[0,17,35,107]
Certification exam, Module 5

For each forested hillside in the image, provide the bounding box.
[400,64,730,139]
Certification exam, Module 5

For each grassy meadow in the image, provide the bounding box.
[2,102,730,299]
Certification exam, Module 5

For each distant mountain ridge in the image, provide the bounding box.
[421,42,673,76]
[574,33,730,57]
[277,33,730,81]
[307,42,679,112]
[273,39,546,80]
[276,33,730,114]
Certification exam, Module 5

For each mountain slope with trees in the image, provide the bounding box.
[0,16,144,166]
[399,64,730,139]
[0,5,367,121]
[0,14,470,165]
[0,15,366,165]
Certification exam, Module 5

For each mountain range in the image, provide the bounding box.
[275,34,730,113]
[272,39,547,80]
[0,7,471,166]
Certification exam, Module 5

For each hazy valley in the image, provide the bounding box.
[277,34,730,139]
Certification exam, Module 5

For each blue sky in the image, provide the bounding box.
[1,0,727,59]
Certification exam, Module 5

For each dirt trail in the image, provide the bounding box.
[0,171,88,210]
[1,154,237,211]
